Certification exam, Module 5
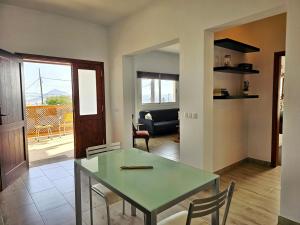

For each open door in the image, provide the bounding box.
[0,49,28,191]
[72,62,106,158]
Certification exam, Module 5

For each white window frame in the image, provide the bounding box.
[140,78,177,105]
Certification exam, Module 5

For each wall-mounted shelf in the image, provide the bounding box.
[214,38,260,53]
[214,66,259,74]
[213,95,259,100]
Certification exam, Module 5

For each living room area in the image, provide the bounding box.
[131,43,180,161]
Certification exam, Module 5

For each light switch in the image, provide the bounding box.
[193,113,198,119]
[185,112,189,118]
[188,113,192,118]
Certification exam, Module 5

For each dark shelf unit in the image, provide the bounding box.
[214,66,259,74]
[213,95,259,100]
[214,38,260,53]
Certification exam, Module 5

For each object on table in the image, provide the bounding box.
[120,165,154,170]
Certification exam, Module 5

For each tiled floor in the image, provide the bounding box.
[0,142,181,225]
[0,138,281,225]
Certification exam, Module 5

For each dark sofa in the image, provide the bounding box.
[138,108,179,136]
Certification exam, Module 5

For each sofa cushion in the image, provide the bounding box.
[154,120,179,127]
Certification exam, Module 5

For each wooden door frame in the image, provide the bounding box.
[271,51,285,167]
[16,53,106,159]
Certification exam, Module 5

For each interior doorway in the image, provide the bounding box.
[23,61,74,165]
[128,42,181,161]
[271,51,285,167]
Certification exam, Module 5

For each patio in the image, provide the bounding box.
[28,134,74,164]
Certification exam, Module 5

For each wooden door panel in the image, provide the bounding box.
[72,62,106,158]
[0,126,26,184]
[77,119,103,152]
[0,49,28,190]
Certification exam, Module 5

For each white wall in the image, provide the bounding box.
[132,51,179,121]
[0,3,112,143]
[108,0,286,170]
[280,0,300,222]
[213,14,286,170]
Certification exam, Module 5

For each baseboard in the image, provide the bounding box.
[215,157,271,175]
[278,216,300,225]
[246,157,271,167]
[215,158,248,175]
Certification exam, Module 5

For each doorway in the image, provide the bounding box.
[271,51,285,167]
[19,53,106,162]
[23,61,74,165]
[126,42,181,161]
[0,50,106,190]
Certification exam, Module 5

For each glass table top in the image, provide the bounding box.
[75,148,218,212]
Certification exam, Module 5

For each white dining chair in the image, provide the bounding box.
[158,182,235,225]
[87,143,125,225]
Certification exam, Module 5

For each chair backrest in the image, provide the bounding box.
[186,182,235,225]
[108,142,121,150]
[86,144,108,157]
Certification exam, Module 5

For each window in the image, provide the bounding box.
[141,79,159,104]
[161,80,176,103]
[141,78,177,104]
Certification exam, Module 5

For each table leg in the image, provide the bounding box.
[212,178,220,225]
[131,205,136,216]
[75,163,82,225]
[145,212,157,225]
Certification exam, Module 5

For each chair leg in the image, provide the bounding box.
[122,200,125,215]
[106,201,111,225]
[145,138,149,152]
[59,125,61,138]
[89,177,94,225]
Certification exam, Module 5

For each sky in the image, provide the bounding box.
[24,62,72,100]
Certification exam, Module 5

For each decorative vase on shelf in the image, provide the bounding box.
[243,80,250,95]
[224,55,232,66]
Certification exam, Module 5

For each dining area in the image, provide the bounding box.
[74,146,235,225]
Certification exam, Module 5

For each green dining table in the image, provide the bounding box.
[74,148,220,225]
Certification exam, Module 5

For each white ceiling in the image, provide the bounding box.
[0,0,156,25]
[158,44,180,54]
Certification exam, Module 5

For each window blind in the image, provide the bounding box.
[137,71,179,81]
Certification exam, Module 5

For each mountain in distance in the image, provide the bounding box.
[44,89,70,97]
[26,89,71,105]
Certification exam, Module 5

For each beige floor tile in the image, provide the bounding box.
[31,188,67,212]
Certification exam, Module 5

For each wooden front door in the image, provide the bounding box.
[0,49,28,190]
[72,62,106,158]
